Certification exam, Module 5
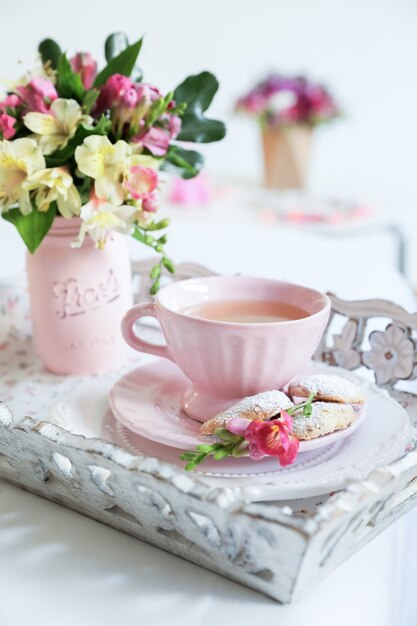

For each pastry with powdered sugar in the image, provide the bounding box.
[200,374,364,439]
[200,390,293,435]
[289,374,365,404]
[291,402,357,440]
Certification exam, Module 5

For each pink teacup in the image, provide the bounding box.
[121,276,331,421]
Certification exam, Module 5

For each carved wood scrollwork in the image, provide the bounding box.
[315,293,417,390]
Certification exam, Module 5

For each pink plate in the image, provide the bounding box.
[108,359,366,452]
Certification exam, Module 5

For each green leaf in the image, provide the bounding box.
[173,71,226,143]
[179,452,197,461]
[94,38,143,87]
[178,117,226,144]
[144,218,171,231]
[3,204,56,254]
[162,145,204,179]
[213,449,230,461]
[39,38,62,69]
[162,257,175,274]
[149,279,160,296]
[231,441,249,457]
[149,263,161,280]
[45,115,110,167]
[105,32,129,62]
[214,428,241,443]
[56,53,85,101]
[287,393,316,417]
[82,88,100,114]
[174,71,218,113]
[196,444,214,453]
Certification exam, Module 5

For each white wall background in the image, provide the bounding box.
[1,0,417,211]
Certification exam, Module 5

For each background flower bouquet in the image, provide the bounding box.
[0,33,225,375]
[236,73,340,189]
[0,32,225,290]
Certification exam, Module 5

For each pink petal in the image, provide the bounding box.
[125,165,158,199]
[278,436,299,466]
[248,442,265,460]
[0,113,16,139]
[142,192,159,213]
[227,418,251,437]
[140,127,170,156]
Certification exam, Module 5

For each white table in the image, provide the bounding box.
[0,206,416,626]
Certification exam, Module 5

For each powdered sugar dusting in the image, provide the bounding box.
[290,374,364,403]
[200,390,294,434]
[291,401,356,440]
[219,390,294,421]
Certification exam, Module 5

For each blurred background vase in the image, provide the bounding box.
[261,124,313,189]
[26,217,133,376]
[236,72,340,191]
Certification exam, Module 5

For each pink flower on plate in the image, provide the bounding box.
[124,165,158,199]
[0,113,16,139]
[70,52,98,89]
[17,77,58,113]
[227,411,300,466]
[227,417,252,436]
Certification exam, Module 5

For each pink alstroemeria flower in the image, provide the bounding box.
[167,114,182,138]
[0,113,16,139]
[70,52,98,89]
[96,74,137,112]
[0,94,22,110]
[124,165,158,200]
[227,411,299,466]
[17,77,58,113]
[139,126,170,156]
[132,111,181,157]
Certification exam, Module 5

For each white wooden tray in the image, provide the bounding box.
[1,263,417,604]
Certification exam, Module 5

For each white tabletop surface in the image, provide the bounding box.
[0,197,416,626]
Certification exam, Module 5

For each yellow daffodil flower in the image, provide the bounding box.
[71,192,136,249]
[23,99,91,155]
[0,138,45,214]
[23,167,81,218]
[75,135,159,206]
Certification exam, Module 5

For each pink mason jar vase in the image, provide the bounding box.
[26,217,133,375]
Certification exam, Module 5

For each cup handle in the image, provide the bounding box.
[121,303,174,361]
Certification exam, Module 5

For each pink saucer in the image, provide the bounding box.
[108,359,366,452]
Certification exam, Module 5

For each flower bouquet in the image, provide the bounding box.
[236,73,340,189]
[0,33,225,375]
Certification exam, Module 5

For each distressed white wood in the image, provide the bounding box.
[1,266,417,603]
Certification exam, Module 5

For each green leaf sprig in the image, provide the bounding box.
[287,392,316,417]
[132,219,175,294]
[180,429,248,471]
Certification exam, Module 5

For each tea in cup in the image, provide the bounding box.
[121,276,330,421]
